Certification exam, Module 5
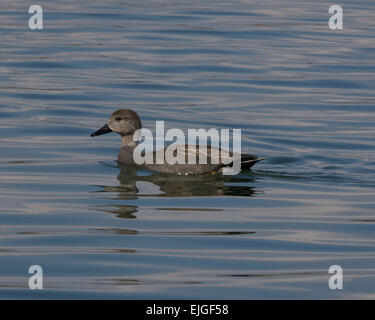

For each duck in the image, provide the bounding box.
[91,109,265,175]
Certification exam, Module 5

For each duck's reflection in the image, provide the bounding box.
[101,204,138,219]
[93,168,259,219]
[109,167,258,198]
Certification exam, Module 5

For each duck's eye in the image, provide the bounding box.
[115,117,122,121]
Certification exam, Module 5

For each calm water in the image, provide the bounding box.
[1,0,375,299]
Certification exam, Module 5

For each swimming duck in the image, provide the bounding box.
[91,109,265,174]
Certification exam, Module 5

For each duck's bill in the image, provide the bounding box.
[90,124,112,137]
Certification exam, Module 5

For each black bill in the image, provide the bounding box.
[90,124,112,137]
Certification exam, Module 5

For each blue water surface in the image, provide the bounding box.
[0,0,375,299]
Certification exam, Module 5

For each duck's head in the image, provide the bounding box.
[91,109,142,146]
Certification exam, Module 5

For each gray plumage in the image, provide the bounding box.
[91,109,265,175]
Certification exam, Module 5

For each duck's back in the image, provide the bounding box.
[118,144,264,174]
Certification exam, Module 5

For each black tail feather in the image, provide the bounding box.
[241,156,266,170]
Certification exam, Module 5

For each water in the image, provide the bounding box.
[1,0,375,299]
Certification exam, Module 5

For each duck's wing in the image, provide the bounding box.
[153,144,264,170]
[150,144,222,166]
[176,145,230,165]
[178,145,264,167]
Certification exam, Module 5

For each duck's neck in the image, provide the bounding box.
[121,134,138,148]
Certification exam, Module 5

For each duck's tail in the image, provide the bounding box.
[241,156,266,170]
